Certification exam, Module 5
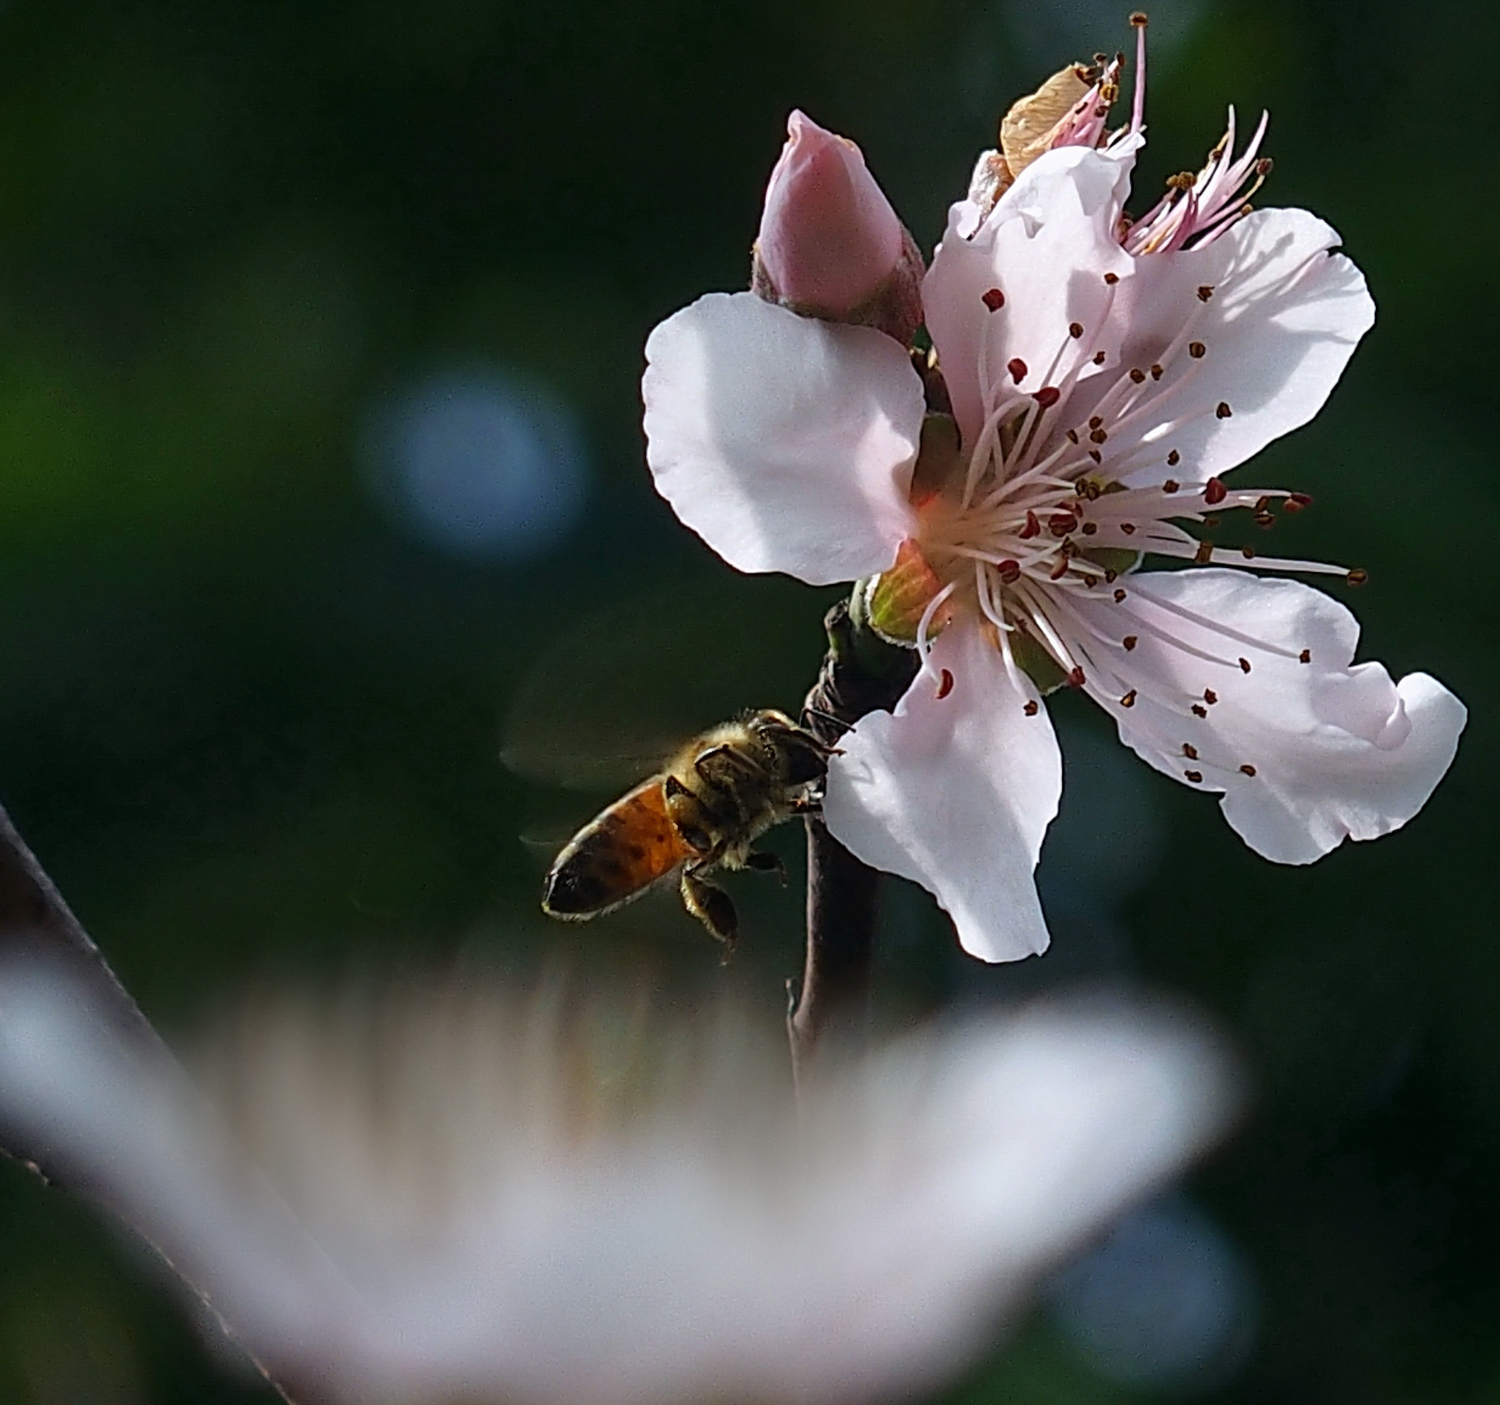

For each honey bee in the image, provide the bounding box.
[541,709,834,951]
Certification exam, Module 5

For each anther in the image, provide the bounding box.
[1183,743,1199,760]
[1069,322,1084,339]
[1255,158,1273,176]
[1024,700,1039,716]
[1121,522,1136,534]
[1216,402,1232,418]
[1090,427,1108,443]
[1008,357,1028,383]
[1019,510,1041,539]
[1166,449,1180,465]
[1068,666,1086,687]
[1193,540,1212,564]
[1088,416,1103,430]
[1239,657,1252,673]
[1347,568,1368,585]
[1129,11,1147,26]
[1197,285,1215,301]
[1050,557,1071,580]
[1203,689,1217,704]
[1082,521,1098,535]
[1254,511,1276,528]
[982,288,1006,311]
[1191,703,1207,718]
[1120,689,1137,707]
[1285,492,1313,511]
[1033,386,1061,407]
[1299,648,1311,664]
[1205,516,1221,529]
[1066,428,1080,443]
[1123,635,1138,650]
[1048,512,1078,536]
[1241,545,1255,559]
[1104,271,1120,285]
[1204,477,1227,505]
[1254,496,1270,513]
[1189,341,1206,358]
[1163,478,1180,492]
[936,668,955,699]
[997,559,1021,583]
[1093,350,1107,365]
[1104,568,1118,583]
[1239,763,1257,776]
[1150,364,1164,380]
[1185,769,1203,783]
[1113,587,1126,602]
[1088,449,1102,463]
[1129,367,1146,383]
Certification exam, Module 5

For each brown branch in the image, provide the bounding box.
[789,599,916,1084]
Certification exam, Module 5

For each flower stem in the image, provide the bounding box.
[789,596,916,1084]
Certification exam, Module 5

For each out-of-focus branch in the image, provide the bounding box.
[0,804,167,1172]
[0,807,305,1402]
[790,599,916,1085]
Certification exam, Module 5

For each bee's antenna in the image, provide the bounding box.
[801,706,853,746]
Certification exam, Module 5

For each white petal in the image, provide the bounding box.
[1094,208,1375,488]
[642,292,923,585]
[0,963,1232,1405]
[1069,569,1465,864]
[924,145,1136,448]
[822,621,1061,961]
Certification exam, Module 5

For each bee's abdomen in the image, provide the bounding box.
[543,780,693,918]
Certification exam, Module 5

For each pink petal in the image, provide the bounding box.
[643,293,923,584]
[1074,569,1466,864]
[822,622,1061,961]
[756,110,905,317]
[1083,208,1375,489]
[924,145,1136,449]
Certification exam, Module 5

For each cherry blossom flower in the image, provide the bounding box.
[0,959,1231,1405]
[641,31,1466,963]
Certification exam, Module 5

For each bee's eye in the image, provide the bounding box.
[782,745,829,787]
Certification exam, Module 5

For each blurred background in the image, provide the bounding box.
[0,0,1488,1399]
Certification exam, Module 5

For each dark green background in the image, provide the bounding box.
[0,0,1489,1399]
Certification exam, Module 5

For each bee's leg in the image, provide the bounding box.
[680,867,738,960]
[742,849,787,884]
[663,775,720,858]
[788,793,823,817]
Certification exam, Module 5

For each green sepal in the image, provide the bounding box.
[1009,629,1069,695]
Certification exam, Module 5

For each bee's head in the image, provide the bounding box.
[745,710,832,787]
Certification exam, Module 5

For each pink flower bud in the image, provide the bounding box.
[754,110,905,319]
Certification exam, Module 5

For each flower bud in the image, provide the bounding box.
[752,110,923,344]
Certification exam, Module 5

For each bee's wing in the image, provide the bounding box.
[501,575,830,791]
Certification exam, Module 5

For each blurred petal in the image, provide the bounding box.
[823,622,1060,961]
[643,292,923,584]
[0,962,1234,1405]
[1073,569,1466,863]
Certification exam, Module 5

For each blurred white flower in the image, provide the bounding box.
[0,960,1232,1405]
